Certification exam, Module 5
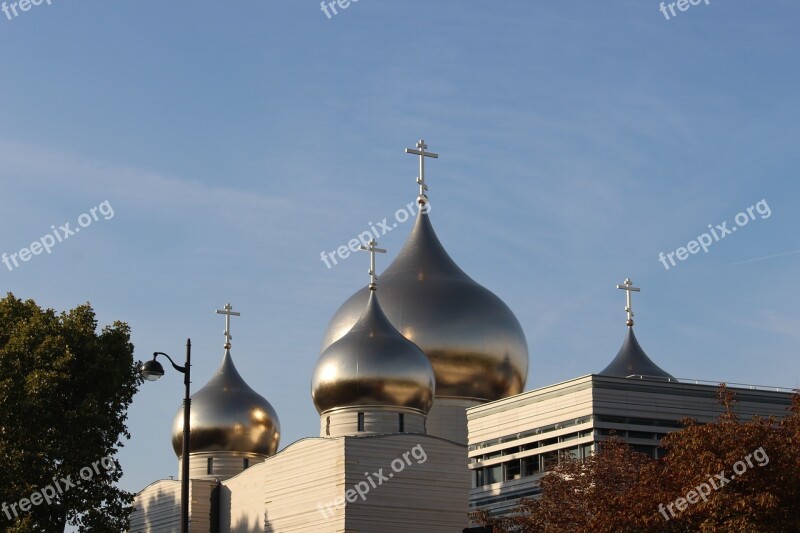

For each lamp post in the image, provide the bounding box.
[141,339,192,533]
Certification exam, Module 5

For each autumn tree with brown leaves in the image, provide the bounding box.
[473,386,800,533]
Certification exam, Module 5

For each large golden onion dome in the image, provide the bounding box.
[312,285,435,414]
[320,210,529,402]
[171,349,281,457]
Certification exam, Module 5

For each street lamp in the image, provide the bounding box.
[141,339,192,533]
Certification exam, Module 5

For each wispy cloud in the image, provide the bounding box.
[731,249,800,266]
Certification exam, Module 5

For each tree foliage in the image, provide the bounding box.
[474,386,800,532]
[0,293,141,532]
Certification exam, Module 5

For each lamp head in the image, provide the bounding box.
[141,357,165,381]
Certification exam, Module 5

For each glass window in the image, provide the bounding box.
[243,458,249,470]
[562,446,580,460]
[522,455,539,476]
[505,460,521,481]
[357,412,364,431]
[399,413,405,432]
[541,451,558,471]
[474,468,483,487]
[581,443,594,459]
[632,445,655,458]
[207,458,213,475]
[486,464,502,484]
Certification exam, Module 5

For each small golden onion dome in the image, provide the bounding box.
[320,211,529,401]
[171,350,280,457]
[312,291,435,414]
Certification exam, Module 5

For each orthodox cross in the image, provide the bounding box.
[616,278,640,327]
[215,303,241,349]
[404,139,438,206]
[359,239,386,290]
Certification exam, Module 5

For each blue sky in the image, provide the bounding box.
[1,0,798,501]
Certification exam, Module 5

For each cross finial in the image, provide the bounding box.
[616,278,640,327]
[215,303,241,350]
[404,139,438,206]
[358,239,386,290]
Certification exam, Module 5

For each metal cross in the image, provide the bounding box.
[359,239,386,290]
[616,278,640,327]
[404,139,438,206]
[215,303,241,349]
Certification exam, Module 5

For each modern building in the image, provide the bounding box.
[466,284,795,517]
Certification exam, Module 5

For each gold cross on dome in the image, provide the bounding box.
[616,278,640,327]
[215,303,241,349]
[359,239,386,290]
[404,139,438,206]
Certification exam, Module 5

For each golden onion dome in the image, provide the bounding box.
[312,290,435,414]
[171,349,280,457]
[320,211,529,402]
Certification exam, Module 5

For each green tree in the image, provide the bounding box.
[0,293,141,532]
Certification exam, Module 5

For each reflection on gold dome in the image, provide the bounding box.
[171,350,281,457]
[312,291,435,414]
[321,212,529,401]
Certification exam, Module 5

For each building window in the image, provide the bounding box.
[357,412,365,432]
[541,451,558,471]
[399,413,405,432]
[563,446,580,460]
[207,458,214,475]
[504,460,521,481]
[581,443,594,460]
[243,458,249,470]
[485,464,502,484]
[539,437,558,447]
[522,455,539,476]
[632,444,656,458]
[326,416,330,436]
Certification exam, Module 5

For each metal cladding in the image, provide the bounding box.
[312,291,435,414]
[599,327,675,381]
[320,211,529,401]
[171,350,281,457]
